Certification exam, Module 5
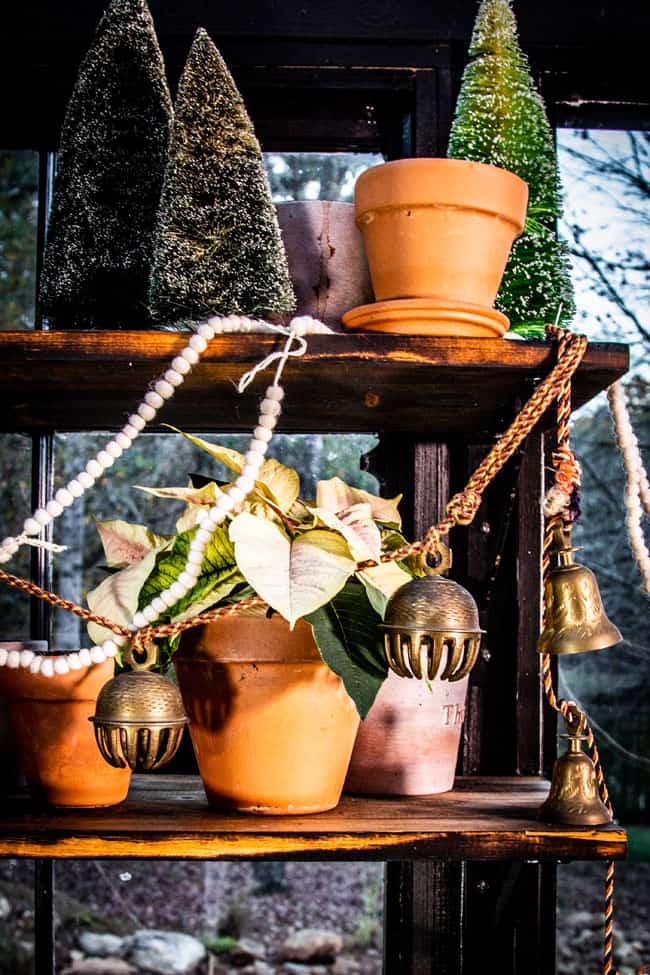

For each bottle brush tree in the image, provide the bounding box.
[448,0,575,337]
[149,29,295,328]
[39,0,172,329]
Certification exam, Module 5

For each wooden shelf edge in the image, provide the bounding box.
[0,332,629,435]
[0,776,628,862]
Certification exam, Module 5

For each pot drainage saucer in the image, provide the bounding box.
[341,298,509,337]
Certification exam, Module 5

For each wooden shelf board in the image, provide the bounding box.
[0,775,627,861]
[0,332,628,435]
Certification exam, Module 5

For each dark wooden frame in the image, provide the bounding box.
[0,2,645,971]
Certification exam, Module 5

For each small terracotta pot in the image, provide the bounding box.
[345,669,469,795]
[349,158,528,330]
[276,201,373,327]
[0,655,131,807]
[0,642,47,789]
[175,615,360,814]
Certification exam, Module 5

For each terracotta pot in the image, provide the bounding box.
[0,641,47,789]
[0,655,131,807]
[276,201,373,327]
[345,669,469,795]
[346,158,528,334]
[175,615,360,814]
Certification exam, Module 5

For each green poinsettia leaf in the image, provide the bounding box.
[95,519,169,569]
[306,580,387,719]
[229,512,356,626]
[138,523,241,621]
[87,547,163,646]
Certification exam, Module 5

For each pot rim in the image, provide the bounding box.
[355,157,528,232]
[174,615,323,665]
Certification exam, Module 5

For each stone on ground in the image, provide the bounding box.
[78,932,125,957]
[280,927,344,962]
[125,930,206,974]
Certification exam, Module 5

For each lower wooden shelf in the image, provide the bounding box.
[0,775,627,862]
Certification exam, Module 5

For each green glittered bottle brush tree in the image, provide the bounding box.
[447,0,575,338]
[39,0,172,329]
[148,29,295,328]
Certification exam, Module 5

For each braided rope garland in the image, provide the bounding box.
[540,356,618,975]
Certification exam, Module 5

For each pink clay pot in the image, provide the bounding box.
[345,669,469,795]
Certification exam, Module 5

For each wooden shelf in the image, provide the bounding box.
[0,775,627,861]
[0,332,628,435]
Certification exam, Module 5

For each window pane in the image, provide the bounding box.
[0,434,32,639]
[0,151,38,331]
[265,152,383,202]
[556,129,650,974]
[53,859,383,973]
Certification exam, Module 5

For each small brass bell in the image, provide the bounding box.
[380,573,483,681]
[540,706,612,826]
[90,642,187,771]
[538,524,622,655]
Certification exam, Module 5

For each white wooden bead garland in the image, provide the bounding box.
[0,314,331,674]
[607,380,650,594]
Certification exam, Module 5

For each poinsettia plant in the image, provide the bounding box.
[86,432,418,717]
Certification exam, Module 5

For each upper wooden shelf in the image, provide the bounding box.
[0,331,628,435]
[0,775,627,861]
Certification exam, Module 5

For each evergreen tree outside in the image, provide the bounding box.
[39,0,172,329]
[448,0,575,337]
[149,29,295,328]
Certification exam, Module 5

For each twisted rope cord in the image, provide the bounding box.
[539,356,616,975]
[366,324,589,568]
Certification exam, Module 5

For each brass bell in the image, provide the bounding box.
[90,642,187,771]
[540,706,612,826]
[380,574,483,681]
[538,524,622,655]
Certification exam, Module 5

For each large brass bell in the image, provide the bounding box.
[380,573,483,681]
[539,705,612,826]
[537,524,622,655]
[90,641,187,771]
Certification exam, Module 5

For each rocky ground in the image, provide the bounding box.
[557,860,650,975]
[0,858,647,973]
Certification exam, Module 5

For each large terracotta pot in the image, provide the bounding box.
[175,615,360,814]
[343,158,528,336]
[345,669,469,795]
[276,201,373,328]
[0,655,131,807]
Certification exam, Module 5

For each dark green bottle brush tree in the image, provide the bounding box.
[448,0,575,338]
[39,0,172,329]
[149,29,295,329]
